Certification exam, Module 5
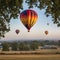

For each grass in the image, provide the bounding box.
[0,49,60,60]
[0,54,60,60]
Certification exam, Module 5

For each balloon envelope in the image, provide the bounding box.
[45,31,48,35]
[20,10,38,32]
[15,29,20,34]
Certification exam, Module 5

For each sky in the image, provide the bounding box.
[0,0,60,41]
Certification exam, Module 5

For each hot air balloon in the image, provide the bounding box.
[15,29,20,34]
[20,10,38,32]
[45,30,48,35]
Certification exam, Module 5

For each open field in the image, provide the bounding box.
[0,49,60,60]
[0,54,60,60]
[0,49,60,54]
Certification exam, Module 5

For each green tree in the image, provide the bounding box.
[30,41,39,50]
[58,40,60,46]
[11,42,18,51]
[26,0,60,26]
[2,42,10,51]
[19,42,30,51]
[0,0,23,38]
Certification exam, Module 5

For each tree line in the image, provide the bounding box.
[0,40,60,51]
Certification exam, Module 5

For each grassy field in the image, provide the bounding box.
[0,54,60,60]
[0,49,60,60]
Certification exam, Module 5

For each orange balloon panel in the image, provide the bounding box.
[20,10,38,32]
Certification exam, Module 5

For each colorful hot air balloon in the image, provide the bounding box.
[45,30,48,35]
[15,29,20,34]
[20,9,38,32]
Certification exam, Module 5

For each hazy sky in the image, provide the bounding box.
[1,0,60,41]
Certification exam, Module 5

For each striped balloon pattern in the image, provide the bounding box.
[20,10,38,32]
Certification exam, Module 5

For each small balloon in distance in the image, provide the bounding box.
[45,30,48,35]
[15,29,20,35]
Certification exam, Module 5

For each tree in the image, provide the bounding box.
[58,40,60,46]
[0,0,23,38]
[30,41,39,50]
[0,0,60,38]
[19,42,30,51]
[26,0,60,26]
[11,42,18,51]
[2,42,10,51]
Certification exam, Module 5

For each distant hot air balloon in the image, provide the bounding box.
[15,29,20,34]
[45,30,48,35]
[20,9,38,32]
